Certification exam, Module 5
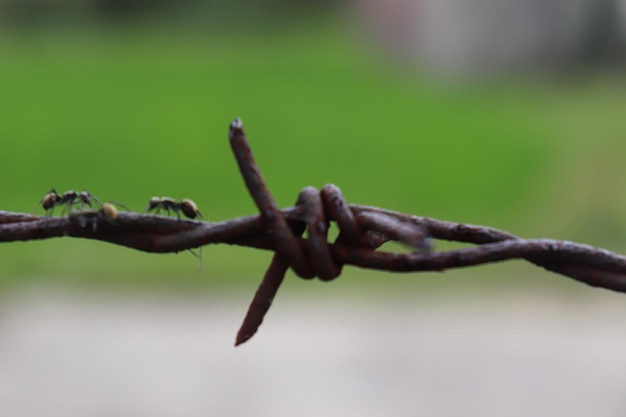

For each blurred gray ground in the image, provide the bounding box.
[1,285,626,417]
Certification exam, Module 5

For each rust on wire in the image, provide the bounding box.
[2,118,626,346]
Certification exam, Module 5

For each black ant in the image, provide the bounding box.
[145,197,203,220]
[145,196,204,272]
[38,189,102,216]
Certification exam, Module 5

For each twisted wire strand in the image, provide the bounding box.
[1,118,626,345]
[224,118,626,344]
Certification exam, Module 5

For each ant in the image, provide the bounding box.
[38,189,102,216]
[145,196,204,272]
[145,197,203,220]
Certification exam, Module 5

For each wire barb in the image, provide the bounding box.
[2,118,626,346]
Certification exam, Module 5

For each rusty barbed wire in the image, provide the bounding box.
[2,118,626,346]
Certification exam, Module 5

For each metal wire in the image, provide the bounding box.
[2,117,626,346]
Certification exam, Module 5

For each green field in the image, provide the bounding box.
[0,19,625,291]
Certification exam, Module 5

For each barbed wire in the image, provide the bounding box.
[2,118,626,346]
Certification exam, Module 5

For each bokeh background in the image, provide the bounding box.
[0,1,625,416]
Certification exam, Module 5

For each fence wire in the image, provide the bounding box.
[2,118,626,345]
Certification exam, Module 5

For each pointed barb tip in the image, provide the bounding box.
[229,117,244,140]
[230,117,243,130]
[235,332,252,347]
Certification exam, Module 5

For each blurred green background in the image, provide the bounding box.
[0,0,624,292]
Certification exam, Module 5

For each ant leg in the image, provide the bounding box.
[59,204,70,217]
[89,193,102,208]
[62,199,80,216]
[32,201,48,215]
[187,248,203,273]
[31,201,42,215]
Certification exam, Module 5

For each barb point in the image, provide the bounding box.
[230,117,243,134]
